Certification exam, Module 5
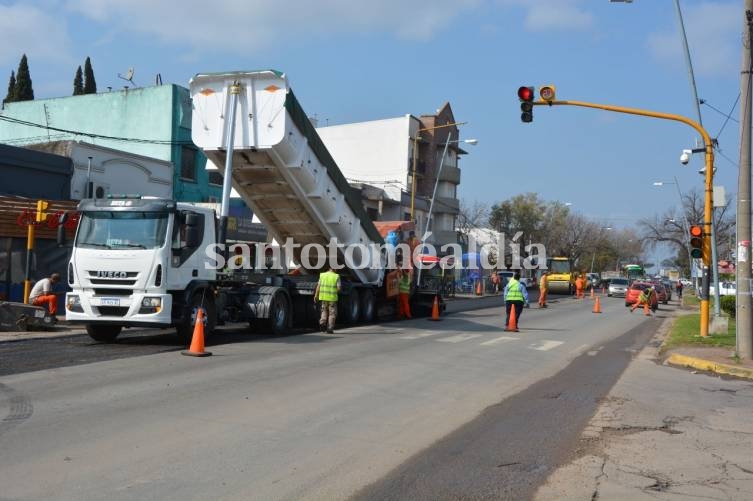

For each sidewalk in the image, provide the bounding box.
[535,317,753,500]
[0,316,86,342]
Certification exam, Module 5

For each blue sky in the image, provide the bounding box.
[0,0,743,233]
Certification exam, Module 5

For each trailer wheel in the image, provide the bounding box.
[176,292,216,344]
[342,288,360,324]
[264,292,290,335]
[360,288,376,323]
[86,324,122,343]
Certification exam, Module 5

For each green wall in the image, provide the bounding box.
[0,84,221,202]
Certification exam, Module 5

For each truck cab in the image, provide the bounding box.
[65,197,217,342]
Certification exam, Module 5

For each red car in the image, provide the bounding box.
[650,282,669,304]
[625,282,659,311]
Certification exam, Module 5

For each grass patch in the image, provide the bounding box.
[662,313,737,353]
[681,293,700,308]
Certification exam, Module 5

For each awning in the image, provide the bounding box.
[374,221,416,238]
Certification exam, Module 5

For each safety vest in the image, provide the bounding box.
[318,271,339,302]
[399,273,411,294]
[505,278,524,302]
[539,275,548,290]
[640,289,653,303]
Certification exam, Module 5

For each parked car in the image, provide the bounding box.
[607,277,629,297]
[652,283,669,304]
[710,281,737,296]
[625,281,659,311]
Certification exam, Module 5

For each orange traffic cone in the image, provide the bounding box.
[428,295,441,321]
[593,296,602,314]
[505,305,519,332]
[475,280,483,296]
[643,302,651,316]
[182,307,212,357]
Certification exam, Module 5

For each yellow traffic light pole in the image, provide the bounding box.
[535,98,714,337]
[23,200,49,304]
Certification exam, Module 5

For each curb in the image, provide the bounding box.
[666,353,753,380]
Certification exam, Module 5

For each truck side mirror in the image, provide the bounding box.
[56,212,68,247]
[185,226,201,248]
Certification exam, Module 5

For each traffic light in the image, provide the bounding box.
[36,200,49,223]
[539,85,556,103]
[518,86,535,123]
[689,225,703,259]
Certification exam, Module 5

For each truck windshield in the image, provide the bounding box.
[76,211,169,249]
[549,260,570,274]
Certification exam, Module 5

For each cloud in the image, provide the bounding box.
[0,4,73,67]
[64,0,484,54]
[646,1,738,78]
[496,0,594,31]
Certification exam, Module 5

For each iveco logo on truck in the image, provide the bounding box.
[96,271,127,278]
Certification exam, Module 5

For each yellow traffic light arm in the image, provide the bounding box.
[536,98,714,337]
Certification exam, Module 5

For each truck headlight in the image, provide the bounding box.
[139,297,162,314]
[66,295,83,312]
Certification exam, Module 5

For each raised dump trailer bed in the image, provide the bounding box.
[190,70,385,285]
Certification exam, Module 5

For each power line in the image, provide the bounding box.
[0,114,194,146]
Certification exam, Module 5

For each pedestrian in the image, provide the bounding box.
[491,272,500,294]
[504,271,529,331]
[538,271,549,308]
[29,272,62,322]
[314,266,341,333]
[676,280,683,299]
[396,267,412,320]
[630,286,654,315]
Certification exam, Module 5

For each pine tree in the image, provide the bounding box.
[83,56,96,94]
[73,66,84,95]
[14,54,34,101]
[3,71,16,104]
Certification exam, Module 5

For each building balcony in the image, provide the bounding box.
[437,165,461,184]
[433,196,460,214]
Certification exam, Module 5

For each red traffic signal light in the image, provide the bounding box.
[689,225,703,259]
[518,86,535,123]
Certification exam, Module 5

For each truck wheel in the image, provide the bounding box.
[343,289,360,324]
[264,292,290,335]
[360,288,376,323]
[176,293,216,345]
[86,324,122,343]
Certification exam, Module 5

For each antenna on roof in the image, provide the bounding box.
[117,67,137,87]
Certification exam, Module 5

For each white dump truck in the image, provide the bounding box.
[63,70,435,342]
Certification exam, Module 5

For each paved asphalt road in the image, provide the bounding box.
[0,293,665,500]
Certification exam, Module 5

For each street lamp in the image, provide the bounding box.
[410,121,467,221]
[415,135,478,287]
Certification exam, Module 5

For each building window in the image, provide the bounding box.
[366,207,378,221]
[181,146,197,181]
[208,171,223,186]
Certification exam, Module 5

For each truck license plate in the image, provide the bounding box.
[100,298,120,306]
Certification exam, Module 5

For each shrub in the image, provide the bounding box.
[720,295,736,318]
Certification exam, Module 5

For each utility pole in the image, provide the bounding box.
[737,1,753,359]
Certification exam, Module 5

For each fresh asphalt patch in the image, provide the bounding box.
[351,319,659,501]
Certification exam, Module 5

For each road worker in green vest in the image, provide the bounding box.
[397,267,412,319]
[504,271,529,332]
[314,265,341,333]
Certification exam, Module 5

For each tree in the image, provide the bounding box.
[457,199,488,243]
[3,71,16,104]
[73,66,84,96]
[83,57,96,94]
[638,189,735,276]
[14,54,34,101]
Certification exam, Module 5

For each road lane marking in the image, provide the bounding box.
[480,336,519,346]
[587,345,605,356]
[570,344,590,356]
[530,340,564,351]
[436,333,484,343]
[400,331,439,340]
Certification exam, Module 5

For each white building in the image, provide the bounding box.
[26,141,173,200]
[317,103,466,252]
